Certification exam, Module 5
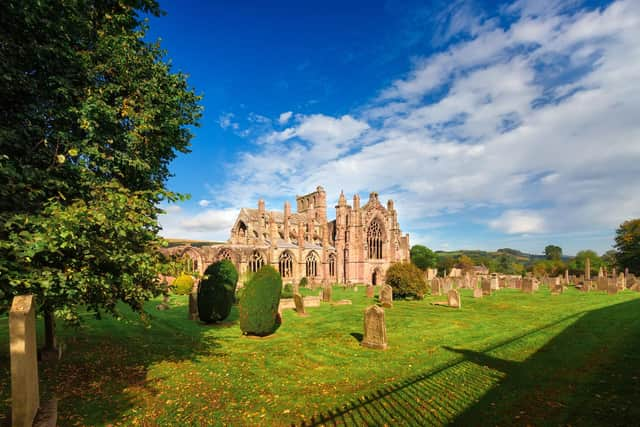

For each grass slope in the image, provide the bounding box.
[1,287,639,426]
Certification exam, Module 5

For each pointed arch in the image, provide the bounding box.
[328,253,336,278]
[249,250,265,273]
[279,251,295,278]
[305,251,319,278]
[367,217,385,259]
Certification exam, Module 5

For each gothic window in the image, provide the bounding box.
[305,251,319,277]
[249,251,265,273]
[217,248,234,261]
[367,219,384,259]
[279,251,294,278]
[237,221,247,237]
[328,253,336,277]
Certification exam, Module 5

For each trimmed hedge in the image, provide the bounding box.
[281,283,294,299]
[172,274,194,295]
[299,277,308,288]
[197,260,238,323]
[385,262,428,299]
[239,265,282,336]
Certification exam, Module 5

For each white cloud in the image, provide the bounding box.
[489,210,546,234]
[202,0,640,252]
[159,207,238,241]
[198,199,211,207]
[278,111,293,124]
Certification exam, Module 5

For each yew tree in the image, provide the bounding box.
[614,219,640,275]
[0,0,201,348]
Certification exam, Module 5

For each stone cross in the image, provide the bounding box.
[379,284,393,308]
[448,289,461,309]
[10,295,40,427]
[366,285,375,298]
[293,293,306,316]
[361,305,387,350]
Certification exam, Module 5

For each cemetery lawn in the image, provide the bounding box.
[1,287,640,426]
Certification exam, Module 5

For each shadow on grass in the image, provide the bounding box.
[0,297,233,426]
[297,299,640,426]
[350,332,363,343]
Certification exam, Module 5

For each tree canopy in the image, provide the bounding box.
[544,245,562,261]
[568,250,602,276]
[410,245,437,270]
[614,219,640,275]
[0,0,201,330]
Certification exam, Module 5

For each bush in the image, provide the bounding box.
[281,283,294,299]
[385,262,428,299]
[239,265,282,336]
[299,277,308,288]
[197,260,238,323]
[172,274,194,295]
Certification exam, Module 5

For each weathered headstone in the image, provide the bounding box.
[431,278,442,296]
[366,285,375,298]
[564,269,569,284]
[448,289,461,309]
[322,285,332,303]
[361,305,387,350]
[607,280,618,295]
[481,278,491,296]
[379,284,393,308]
[551,284,563,295]
[585,257,591,280]
[597,277,608,292]
[10,295,40,427]
[617,273,626,290]
[188,287,198,321]
[522,278,534,294]
[293,293,306,316]
[473,287,483,298]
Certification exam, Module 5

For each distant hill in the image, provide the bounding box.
[165,238,225,248]
[435,248,571,264]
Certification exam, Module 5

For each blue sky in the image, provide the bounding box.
[150,0,640,256]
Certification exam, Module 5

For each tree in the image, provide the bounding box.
[436,255,456,277]
[410,245,437,270]
[456,255,475,273]
[614,219,640,275]
[601,249,618,271]
[0,1,201,349]
[568,250,602,276]
[385,262,428,299]
[544,245,562,261]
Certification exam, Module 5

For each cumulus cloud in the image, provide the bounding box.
[198,199,211,207]
[159,208,238,241]
[278,111,293,124]
[206,0,640,252]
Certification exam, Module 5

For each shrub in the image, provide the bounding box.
[281,283,294,299]
[172,274,194,295]
[299,277,308,288]
[239,265,282,336]
[197,260,238,323]
[385,262,428,299]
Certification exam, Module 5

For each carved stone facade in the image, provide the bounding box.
[164,186,410,286]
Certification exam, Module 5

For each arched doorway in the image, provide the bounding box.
[372,270,378,285]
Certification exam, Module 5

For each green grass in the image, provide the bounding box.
[1,286,639,426]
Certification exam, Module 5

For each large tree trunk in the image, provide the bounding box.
[43,307,57,352]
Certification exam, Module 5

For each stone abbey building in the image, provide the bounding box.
[166,186,410,286]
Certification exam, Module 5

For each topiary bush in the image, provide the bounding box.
[172,274,195,295]
[280,283,294,299]
[299,277,308,288]
[385,262,428,299]
[197,260,239,323]
[239,265,282,336]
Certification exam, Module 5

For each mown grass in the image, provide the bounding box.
[1,286,639,426]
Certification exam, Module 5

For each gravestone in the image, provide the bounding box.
[481,279,491,296]
[188,286,198,321]
[607,280,618,295]
[597,277,608,292]
[585,257,591,280]
[448,289,461,309]
[431,278,442,296]
[361,305,387,350]
[522,278,534,294]
[379,284,393,308]
[322,285,332,303]
[293,293,306,316]
[564,269,569,284]
[551,284,563,295]
[10,295,40,427]
[473,287,483,298]
[366,285,375,298]
[617,273,626,290]
[442,279,452,294]
[581,280,592,292]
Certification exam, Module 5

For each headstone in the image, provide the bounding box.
[585,257,591,280]
[379,284,393,308]
[431,278,442,296]
[490,276,499,290]
[188,290,198,320]
[293,293,306,315]
[598,266,604,278]
[322,285,332,303]
[522,278,534,294]
[607,280,618,295]
[582,280,592,292]
[597,277,608,292]
[448,289,461,309]
[10,295,40,427]
[366,285,375,298]
[473,287,483,298]
[551,284,563,295]
[481,279,491,296]
[442,279,452,294]
[361,305,387,350]
[564,269,569,284]
[617,273,626,290]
